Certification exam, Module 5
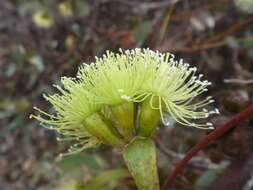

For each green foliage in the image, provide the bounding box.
[58,152,101,172]
[84,169,129,190]
[73,0,90,17]
[196,170,218,189]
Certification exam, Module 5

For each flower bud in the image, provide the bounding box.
[110,102,134,140]
[83,113,124,147]
[139,97,161,137]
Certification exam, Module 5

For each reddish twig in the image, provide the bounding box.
[201,16,253,45]
[159,35,253,53]
[161,104,253,190]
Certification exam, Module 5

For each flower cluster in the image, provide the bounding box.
[31,49,218,156]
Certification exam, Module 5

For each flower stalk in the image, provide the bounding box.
[123,137,160,190]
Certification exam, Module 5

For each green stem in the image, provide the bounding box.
[123,137,160,190]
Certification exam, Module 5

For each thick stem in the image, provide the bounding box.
[123,137,160,190]
[161,104,253,190]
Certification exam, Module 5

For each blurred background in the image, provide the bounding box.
[1,0,253,189]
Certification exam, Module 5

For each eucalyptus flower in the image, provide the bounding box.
[32,77,123,156]
[31,48,217,156]
[31,48,218,190]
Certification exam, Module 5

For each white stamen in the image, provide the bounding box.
[121,95,131,101]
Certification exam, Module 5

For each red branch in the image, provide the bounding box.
[161,104,253,190]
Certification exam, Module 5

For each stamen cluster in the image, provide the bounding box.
[31,48,218,156]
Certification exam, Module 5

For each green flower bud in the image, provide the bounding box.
[139,97,161,137]
[110,102,135,140]
[83,113,123,147]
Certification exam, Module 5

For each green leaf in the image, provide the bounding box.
[123,137,160,190]
[85,168,129,190]
[58,152,101,172]
[55,178,85,190]
[196,170,217,188]
[74,0,90,17]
